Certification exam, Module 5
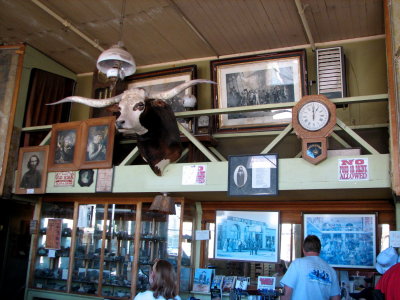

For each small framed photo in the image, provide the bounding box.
[48,121,82,172]
[228,154,278,196]
[79,116,115,169]
[15,145,49,194]
[211,50,307,132]
[78,169,94,187]
[303,213,377,268]
[126,65,198,132]
[215,210,280,263]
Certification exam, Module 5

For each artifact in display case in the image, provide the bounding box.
[137,203,186,292]
[101,204,137,298]
[32,202,74,291]
[71,204,104,295]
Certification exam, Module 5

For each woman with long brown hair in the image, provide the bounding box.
[133,259,181,300]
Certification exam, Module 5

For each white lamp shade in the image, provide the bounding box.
[96,44,136,79]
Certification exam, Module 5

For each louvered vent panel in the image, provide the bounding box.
[316,47,347,99]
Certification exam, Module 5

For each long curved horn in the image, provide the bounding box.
[47,94,123,108]
[148,79,216,100]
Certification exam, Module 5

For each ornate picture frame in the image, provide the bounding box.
[48,121,82,172]
[79,116,115,170]
[228,154,278,196]
[215,210,280,263]
[15,145,49,194]
[211,50,307,132]
[126,65,197,132]
[303,213,377,269]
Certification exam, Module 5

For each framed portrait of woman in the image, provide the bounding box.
[79,116,115,169]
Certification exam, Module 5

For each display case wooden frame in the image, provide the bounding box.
[211,50,307,132]
[303,213,377,269]
[15,145,49,194]
[48,121,82,172]
[79,116,116,169]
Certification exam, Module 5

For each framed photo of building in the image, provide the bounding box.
[126,65,198,132]
[211,50,307,132]
[79,116,115,170]
[215,210,280,263]
[303,213,377,268]
[15,145,49,194]
[228,154,278,196]
[48,121,82,172]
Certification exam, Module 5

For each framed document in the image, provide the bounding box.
[228,154,278,196]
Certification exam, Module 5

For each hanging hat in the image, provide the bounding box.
[376,247,399,274]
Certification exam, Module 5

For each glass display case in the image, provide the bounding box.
[71,204,104,295]
[101,204,137,298]
[30,199,193,298]
[32,202,74,291]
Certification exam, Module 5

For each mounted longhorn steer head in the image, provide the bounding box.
[48,79,215,176]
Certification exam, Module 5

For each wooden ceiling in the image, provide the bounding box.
[0,0,384,74]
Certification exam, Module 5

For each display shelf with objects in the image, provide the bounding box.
[28,198,193,299]
[31,202,74,292]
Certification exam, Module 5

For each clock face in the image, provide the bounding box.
[298,101,330,131]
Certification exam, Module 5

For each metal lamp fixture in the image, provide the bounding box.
[96,41,136,80]
[96,0,135,82]
[149,193,176,215]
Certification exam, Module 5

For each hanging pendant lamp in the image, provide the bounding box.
[96,0,135,82]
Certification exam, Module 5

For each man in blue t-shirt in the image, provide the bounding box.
[280,235,340,300]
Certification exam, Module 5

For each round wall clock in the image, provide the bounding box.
[298,101,330,131]
[292,95,337,164]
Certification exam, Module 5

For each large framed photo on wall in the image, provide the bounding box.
[126,65,197,132]
[211,50,307,132]
[303,213,377,269]
[215,210,280,263]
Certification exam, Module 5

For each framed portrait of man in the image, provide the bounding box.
[48,121,82,172]
[15,145,49,194]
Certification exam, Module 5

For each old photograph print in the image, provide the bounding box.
[304,214,376,268]
[215,210,279,263]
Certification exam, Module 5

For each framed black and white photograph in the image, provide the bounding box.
[303,213,377,269]
[126,65,198,132]
[15,145,49,194]
[215,210,280,263]
[48,121,82,172]
[79,116,115,170]
[228,154,278,196]
[211,50,307,132]
[78,169,94,187]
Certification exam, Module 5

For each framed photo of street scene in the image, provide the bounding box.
[48,121,82,172]
[228,154,278,197]
[211,50,307,132]
[79,116,115,170]
[303,213,377,269]
[15,145,49,194]
[215,210,280,263]
[126,65,198,132]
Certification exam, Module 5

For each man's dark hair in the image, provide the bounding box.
[303,235,321,253]
[27,154,40,168]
